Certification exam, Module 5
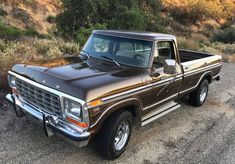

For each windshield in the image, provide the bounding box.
[82,34,153,68]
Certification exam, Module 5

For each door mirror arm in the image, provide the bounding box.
[150,69,160,77]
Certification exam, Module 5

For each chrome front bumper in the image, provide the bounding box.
[6,93,90,147]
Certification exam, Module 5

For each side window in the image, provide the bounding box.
[153,41,175,68]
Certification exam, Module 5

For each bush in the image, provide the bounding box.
[0,38,80,89]
[213,26,235,44]
[206,42,235,55]
[0,21,24,39]
[177,36,200,50]
[0,20,42,39]
[57,0,163,42]
[199,42,235,62]
[0,8,7,16]
[47,15,56,24]
[164,0,235,24]
[75,23,107,45]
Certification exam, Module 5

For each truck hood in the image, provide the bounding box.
[12,56,146,102]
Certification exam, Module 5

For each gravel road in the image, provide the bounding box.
[0,63,234,164]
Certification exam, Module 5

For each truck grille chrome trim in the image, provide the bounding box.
[8,71,86,117]
[16,78,61,116]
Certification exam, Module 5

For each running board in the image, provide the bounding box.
[142,101,181,126]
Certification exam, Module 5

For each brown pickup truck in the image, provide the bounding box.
[6,30,222,159]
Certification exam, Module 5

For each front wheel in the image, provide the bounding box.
[95,111,133,160]
[189,79,209,107]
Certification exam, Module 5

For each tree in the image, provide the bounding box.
[56,0,163,42]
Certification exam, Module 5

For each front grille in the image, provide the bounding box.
[15,78,61,116]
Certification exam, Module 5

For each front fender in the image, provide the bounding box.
[89,97,142,136]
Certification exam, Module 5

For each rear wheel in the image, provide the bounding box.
[189,79,209,107]
[95,110,133,160]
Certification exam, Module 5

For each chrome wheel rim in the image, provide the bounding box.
[200,85,208,102]
[114,120,130,151]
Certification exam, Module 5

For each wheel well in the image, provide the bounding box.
[204,74,212,83]
[99,105,140,131]
[125,105,138,118]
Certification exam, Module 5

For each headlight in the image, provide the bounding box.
[8,74,16,88]
[64,98,82,121]
[64,98,89,129]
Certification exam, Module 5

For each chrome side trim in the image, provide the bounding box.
[90,98,141,128]
[102,77,179,102]
[183,63,222,76]
[100,64,220,104]
[179,71,212,94]
[142,101,178,121]
[143,93,178,110]
[142,104,181,126]
[102,76,183,103]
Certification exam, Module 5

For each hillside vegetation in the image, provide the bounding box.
[0,0,235,90]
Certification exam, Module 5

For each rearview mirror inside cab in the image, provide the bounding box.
[164,59,176,74]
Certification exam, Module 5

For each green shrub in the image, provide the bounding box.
[206,42,235,55]
[59,42,80,54]
[213,26,235,44]
[0,8,7,16]
[75,23,107,45]
[24,28,39,36]
[47,15,56,24]
[0,20,41,39]
[0,21,23,39]
[57,0,163,40]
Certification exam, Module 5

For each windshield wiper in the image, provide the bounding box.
[80,50,90,59]
[101,55,120,67]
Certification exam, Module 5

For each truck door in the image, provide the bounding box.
[144,40,183,112]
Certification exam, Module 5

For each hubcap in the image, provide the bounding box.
[114,120,130,151]
[200,85,208,102]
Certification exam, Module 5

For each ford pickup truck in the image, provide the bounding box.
[6,30,222,159]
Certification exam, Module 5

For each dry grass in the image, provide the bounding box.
[200,42,235,62]
[163,0,235,23]
[177,33,235,62]
[0,37,80,90]
[0,0,62,34]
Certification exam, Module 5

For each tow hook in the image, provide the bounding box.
[42,114,55,137]
[11,94,25,118]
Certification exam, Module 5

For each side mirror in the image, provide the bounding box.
[164,59,176,74]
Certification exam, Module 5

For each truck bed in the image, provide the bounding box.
[179,49,213,62]
[179,49,222,73]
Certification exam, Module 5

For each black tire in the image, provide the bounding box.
[189,79,209,107]
[95,110,133,160]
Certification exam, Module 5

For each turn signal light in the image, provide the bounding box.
[66,116,88,128]
[88,99,103,107]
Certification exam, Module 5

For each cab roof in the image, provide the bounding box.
[93,30,176,41]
